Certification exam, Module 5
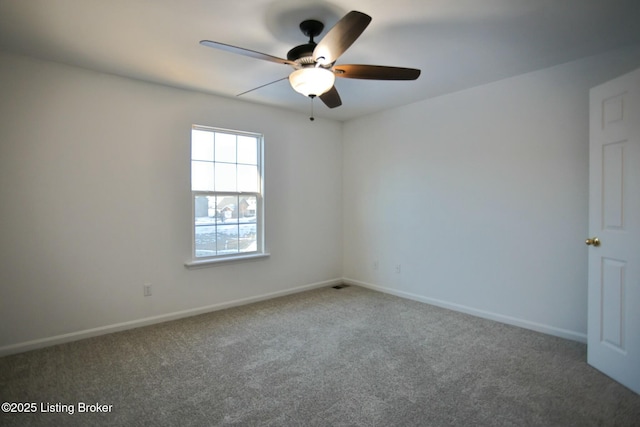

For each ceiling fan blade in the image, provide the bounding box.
[313,11,371,65]
[319,86,342,108]
[334,64,421,80]
[200,40,295,66]
[236,76,289,97]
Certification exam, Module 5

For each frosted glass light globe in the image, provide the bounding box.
[289,67,335,97]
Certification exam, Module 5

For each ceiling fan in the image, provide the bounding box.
[200,10,421,110]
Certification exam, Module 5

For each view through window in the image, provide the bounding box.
[191,125,263,260]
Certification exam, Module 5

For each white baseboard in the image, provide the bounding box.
[343,278,587,344]
[1,277,587,357]
[0,278,342,357]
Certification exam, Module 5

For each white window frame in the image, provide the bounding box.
[185,125,268,268]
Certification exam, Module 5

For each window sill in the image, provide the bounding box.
[184,252,270,269]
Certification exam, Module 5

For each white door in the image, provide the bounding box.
[588,67,640,394]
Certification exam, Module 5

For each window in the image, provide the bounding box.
[188,125,265,265]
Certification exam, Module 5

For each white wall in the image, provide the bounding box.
[2,45,639,355]
[343,45,640,342]
[0,52,343,353]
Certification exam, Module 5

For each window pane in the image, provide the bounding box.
[237,136,257,165]
[192,129,214,161]
[237,165,258,192]
[215,163,236,192]
[215,133,236,163]
[194,195,216,220]
[191,161,214,191]
[217,225,239,254]
[195,225,217,257]
[239,223,257,253]
[216,195,237,224]
[239,196,257,222]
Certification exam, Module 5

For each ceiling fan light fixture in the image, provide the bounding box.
[289,67,335,97]
[201,11,419,110]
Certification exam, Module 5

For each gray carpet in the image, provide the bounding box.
[1,285,639,426]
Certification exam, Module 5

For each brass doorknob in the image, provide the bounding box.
[585,237,600,247]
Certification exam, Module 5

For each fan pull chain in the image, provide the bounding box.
[309,95,316,121]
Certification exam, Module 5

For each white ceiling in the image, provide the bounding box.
[0,0,639,121]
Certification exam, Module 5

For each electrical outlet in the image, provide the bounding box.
[143,283,152,297]
[395,264,401,274]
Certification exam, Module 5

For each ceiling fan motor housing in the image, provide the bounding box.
[287,43,316,62]
[287,19,324,63]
